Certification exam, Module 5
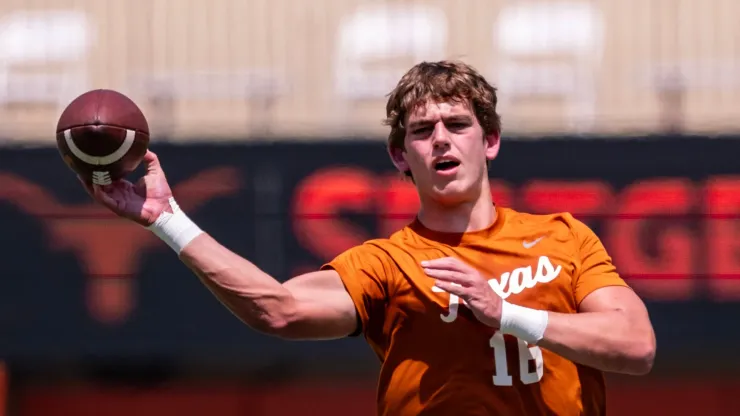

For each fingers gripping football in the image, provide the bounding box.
[81,150,174,226]
[423,257,503,328]
[143,150,164,176]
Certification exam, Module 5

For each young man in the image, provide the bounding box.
[83,61,656,415]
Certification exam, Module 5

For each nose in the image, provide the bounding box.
[431,122,451,149]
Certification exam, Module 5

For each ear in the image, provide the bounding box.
[484,132,501,161]
[388,146,410,174]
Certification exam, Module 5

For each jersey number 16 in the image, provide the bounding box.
[490,331,544,386]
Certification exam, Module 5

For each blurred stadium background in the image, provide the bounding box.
[0,0,739,415]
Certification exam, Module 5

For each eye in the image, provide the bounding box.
[412,126,432,135]
[447,122,468,130]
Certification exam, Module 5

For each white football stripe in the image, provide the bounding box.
[64,128,136,165]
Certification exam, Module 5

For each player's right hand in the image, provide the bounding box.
[80,150,174,227]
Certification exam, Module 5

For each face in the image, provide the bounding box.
[389,100,500,206]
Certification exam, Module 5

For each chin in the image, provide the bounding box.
[429,181,475,205]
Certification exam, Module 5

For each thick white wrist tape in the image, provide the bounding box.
[147,197,203,254]
[500,301,549,344]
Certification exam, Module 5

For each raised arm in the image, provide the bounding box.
[180,232,358,340]
[81,151,359,341]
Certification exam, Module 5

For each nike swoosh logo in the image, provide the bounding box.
[522,236,545,249]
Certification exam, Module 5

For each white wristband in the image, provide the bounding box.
[147,197,203,254]
[500,301,549,344]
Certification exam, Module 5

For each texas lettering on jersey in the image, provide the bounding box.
[323,205,629,415]
[432,255,563,323]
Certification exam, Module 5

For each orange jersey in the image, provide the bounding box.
[322,205,629,415]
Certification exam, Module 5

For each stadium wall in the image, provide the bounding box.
[1,135,739,414]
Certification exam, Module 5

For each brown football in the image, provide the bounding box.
[56,89,150,186]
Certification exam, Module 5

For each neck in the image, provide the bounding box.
[417,183,496,234]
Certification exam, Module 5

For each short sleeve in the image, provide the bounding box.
[570,218,630,306]
[320,242,395,340]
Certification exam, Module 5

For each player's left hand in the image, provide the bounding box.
[422,257,502,328]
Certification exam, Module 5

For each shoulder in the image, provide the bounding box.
[330,238,389,259]
[325,227,428,273]
[324,237,399,270]
[501,207,596,244]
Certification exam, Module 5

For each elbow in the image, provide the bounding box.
[250,314,293,338]
[245,307,301,339]
[634,338,657,375]
[234,301,299,339]
[260,320,313,341]
[624,333,656,375]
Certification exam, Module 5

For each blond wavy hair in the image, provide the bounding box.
[384,60,501,152]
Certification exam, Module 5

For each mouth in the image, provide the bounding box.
[433,159,461,173]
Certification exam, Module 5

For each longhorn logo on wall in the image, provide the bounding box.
[0,167,241,324]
